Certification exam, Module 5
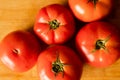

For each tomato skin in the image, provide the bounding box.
[34,4,75,45]
[37,45,83,80]
[68,0,113,22]
[76,22,120,68]
[0,31,41,72]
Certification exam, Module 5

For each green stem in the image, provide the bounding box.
[52,53,64,77]
[49,19,60,30]
[95,39,106,50]
[52,52,70,78]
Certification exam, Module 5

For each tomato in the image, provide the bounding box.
[76,22,120,68]
[68,0,113,22]
[34,4,75,45]
[0,30,41,72]
[37,45,83,80]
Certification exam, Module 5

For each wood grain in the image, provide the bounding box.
[0,0,120,80]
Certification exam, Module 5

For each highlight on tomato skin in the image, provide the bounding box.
[68,0,113,22]
[75,21,120,68]
[34,4,76,45]
[37,45,83,80]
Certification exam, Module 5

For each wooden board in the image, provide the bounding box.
[0,0,120,80]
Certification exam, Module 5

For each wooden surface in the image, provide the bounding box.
[0,0,120,80]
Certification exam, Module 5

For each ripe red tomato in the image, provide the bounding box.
[34,4,75,45]
[0,30,41,72]
[37,45,83,80]
[68,0,113,22]
[76,22,120,68]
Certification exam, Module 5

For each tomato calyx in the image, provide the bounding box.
[49,19,60,30]
[88,0,99,8]
[92,35,111,52]
[52,53,68,78]
[95,39,106,50]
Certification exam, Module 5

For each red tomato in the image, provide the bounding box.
[0,30,41,72]
[68,0,113,22]
[76,22,120,68]
[34,4,75,45]
[37,45,83,80]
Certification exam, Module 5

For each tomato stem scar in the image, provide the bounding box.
[12,49,19,54]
